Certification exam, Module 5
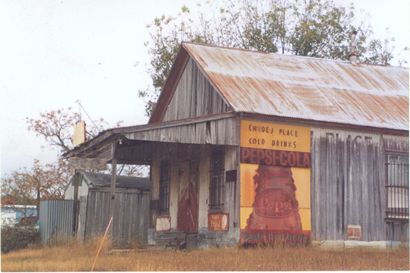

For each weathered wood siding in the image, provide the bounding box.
[64,177,90,200]
[150,143,177,229]
[197,145,240,246]
[197,145,211,230]
[311,128,386,241]
[383,135,409,153]
[125,117,238,146]
[84,188,150,247]
[386,221,409,242]
[150,143,240,247]
[163,58,230,122]
[221,145,240,244]
[148,125,407,245]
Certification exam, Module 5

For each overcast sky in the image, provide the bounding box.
[1,0,409,176]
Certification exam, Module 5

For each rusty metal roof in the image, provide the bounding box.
[183,43,409,131]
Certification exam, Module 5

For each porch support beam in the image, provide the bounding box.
[109,141,117,236]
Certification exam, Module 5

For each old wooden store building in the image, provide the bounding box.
[65,43,409,248]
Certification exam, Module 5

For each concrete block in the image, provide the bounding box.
[317,240,345,249]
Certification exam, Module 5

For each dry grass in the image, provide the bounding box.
[2,239,409,271]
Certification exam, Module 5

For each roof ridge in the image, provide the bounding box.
[182,42,409,70]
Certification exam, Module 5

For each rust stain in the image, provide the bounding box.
[208,213,229,231]
[371,68,401,91]
[183,43,408,130]
[177,179,198,232]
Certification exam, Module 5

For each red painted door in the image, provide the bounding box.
[177,160,198,232]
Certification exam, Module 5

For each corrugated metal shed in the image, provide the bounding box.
[39,200,74,245]
[180,43,408,131]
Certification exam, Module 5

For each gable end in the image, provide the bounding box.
[149,47,231,123]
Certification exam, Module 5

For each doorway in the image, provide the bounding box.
[177,160,199,232]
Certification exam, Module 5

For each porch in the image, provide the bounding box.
[64,113,241,247]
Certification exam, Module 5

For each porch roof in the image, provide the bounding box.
[63,112,238,162]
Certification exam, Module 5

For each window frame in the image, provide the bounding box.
[158,160,171,215]
[385,152,409,222]
[209,147,225,211]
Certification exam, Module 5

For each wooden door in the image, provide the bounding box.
[177,160,199,232]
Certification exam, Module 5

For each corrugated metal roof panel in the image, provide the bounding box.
[183,43,409,130]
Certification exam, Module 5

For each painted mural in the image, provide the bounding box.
[240,120,311,246]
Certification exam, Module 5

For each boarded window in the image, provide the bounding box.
[385,154,409,220]
[209,147,225,210]
[159,161,170,214]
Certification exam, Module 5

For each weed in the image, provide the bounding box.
[1,243,409,271]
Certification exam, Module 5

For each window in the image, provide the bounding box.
[209,147,225,210]
[159,160,170,214]
[385,154,409,220]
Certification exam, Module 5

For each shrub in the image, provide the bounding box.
[1,225,40,253]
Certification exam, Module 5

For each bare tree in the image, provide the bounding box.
[26,107,143,177]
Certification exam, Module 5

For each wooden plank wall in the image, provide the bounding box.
[197,145,211,230]
[150,143,178,229]
[222,146,240,244]
[311,128,386,241]
[84,188,150,247]
[163,58,230,122]
[386,222,409,242]
[150,143,240,246]
[383,134,409,153]
[125,117,239,146]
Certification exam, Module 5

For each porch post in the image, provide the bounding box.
[72,170,80,235]
[110,141,117,237]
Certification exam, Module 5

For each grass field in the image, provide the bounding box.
[1,240,409,271]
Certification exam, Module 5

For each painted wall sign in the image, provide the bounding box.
[240,120,310,152]
[347,225,362,240]
[240,120,311,245]
[240,147,310,168]
[208,213,229,231]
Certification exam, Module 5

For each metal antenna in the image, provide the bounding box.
[75,99,82,121]
[74,100,101,132]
